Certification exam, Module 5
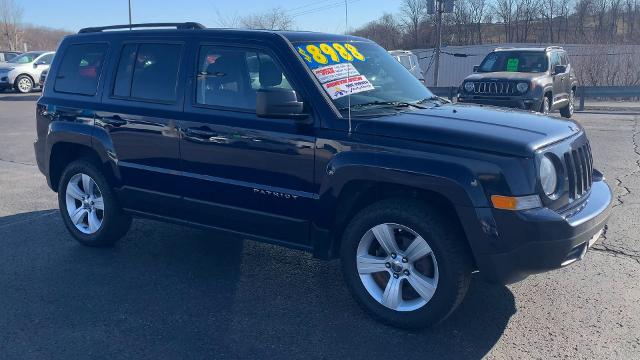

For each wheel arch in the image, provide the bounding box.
[49,142,117,192]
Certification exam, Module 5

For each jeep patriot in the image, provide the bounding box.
[34,23,612,328]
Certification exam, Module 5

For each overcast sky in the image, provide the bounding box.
[24,0,401,34]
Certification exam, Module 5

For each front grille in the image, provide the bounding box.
[471,81,517,96]
[563,142,593,200]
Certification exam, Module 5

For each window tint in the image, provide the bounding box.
[196,46,293,110]
[560,52,569,66]
[54,44,107,96]
[113,44,137,98]
[38,53,54,65]
[5,53,17,61]
[112,43,182,103]
[550,52,561,67]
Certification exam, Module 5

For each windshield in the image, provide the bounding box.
[478,51,548,73]
[8,52,43,64]
[294,41,433,113]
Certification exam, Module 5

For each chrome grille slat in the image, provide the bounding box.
[564,153,577,199]
[563,141,593,200]
[578,147,589,192]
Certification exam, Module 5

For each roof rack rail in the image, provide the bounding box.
[78,22,206,34]
[545,46,564,51]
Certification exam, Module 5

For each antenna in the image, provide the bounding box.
[345,0,352,135]
[128,0,132,30]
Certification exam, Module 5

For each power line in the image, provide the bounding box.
[286,0,334,13]
[290,0,362,18]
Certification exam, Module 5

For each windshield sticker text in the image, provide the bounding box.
[322,75,375,99]
[313,63,360,84]
[506,58,519,72]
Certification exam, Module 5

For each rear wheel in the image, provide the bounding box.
[58,159,131,247]
[14,75,33,93]
[340,198,472,329]
[560,89,575,118]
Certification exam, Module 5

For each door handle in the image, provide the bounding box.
[183,127,230,144]
[100,115,127,127]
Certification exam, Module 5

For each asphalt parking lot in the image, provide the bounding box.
[1,92,639,360]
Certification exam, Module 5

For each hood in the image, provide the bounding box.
[354,104,581,157]
[0,62,25,70]
[464,71,546,82]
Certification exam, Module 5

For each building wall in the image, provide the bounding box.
[413,44,640,87]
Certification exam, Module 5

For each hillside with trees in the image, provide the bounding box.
[352,0,640,50]
[1,0,69,52]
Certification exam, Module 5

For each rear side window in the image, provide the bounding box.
[54,44,108,96]
[112,43,182,103]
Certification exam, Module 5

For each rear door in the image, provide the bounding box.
[97,39,186,216]
[179,41,316,246]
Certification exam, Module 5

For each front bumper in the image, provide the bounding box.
[468,178,612,285]
[458,96,542,111]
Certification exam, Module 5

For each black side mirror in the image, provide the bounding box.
[33,63,38,69]
[473,65,479,72]
[553,65,567,75]
[256,88,307,120]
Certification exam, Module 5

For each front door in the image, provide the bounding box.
[179,43,316,247]
[550,51,566,107]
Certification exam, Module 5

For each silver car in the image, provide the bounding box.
[389,50,425,84]
[0,51,55,93]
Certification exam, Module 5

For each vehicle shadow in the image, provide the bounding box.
[0,210,515,360]
[0,93,40,101]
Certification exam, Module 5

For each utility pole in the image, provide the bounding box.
[128,0,132,29]
[433,0,443,87]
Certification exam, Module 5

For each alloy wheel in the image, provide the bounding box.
[65,173,105,234]
[17,77,32,93]
[356,223,439,312]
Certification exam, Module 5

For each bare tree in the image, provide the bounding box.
[400,0,425,48]
[0,0,23,51]
[468,0,488,43]
[238,7,295,31]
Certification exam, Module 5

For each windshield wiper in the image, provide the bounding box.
[416,96,450,106]
[339,101,427,111]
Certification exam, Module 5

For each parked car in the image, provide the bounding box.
[389,50,425,84]
[0,51,55,93]
[458,46,577,117]
[0,51,21,63]
[34,23,611,329]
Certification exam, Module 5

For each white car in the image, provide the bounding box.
[389,50,425,84]
[0,51,55,93]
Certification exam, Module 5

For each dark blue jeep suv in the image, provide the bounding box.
[34,23,612,328]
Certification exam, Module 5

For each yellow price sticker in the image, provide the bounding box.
[297,42,365,67]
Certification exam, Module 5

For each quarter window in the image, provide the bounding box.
[113,43,182,103]
[196,46,292,110]
[54,44,107,96]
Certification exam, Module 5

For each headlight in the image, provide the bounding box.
[464,82,475,92]
[539,156,558,196]
[516,82,529,93]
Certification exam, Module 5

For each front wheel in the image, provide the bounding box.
[58,159,131,247]
[540,96,551,115]
[14,75,33,93]
[340,198,472,329]
[560,89,575,118]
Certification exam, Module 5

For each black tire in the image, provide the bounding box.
[540,95,551,115]
[58,159,131,247]
[14,74,33,93]
[560,89,575,118]
[340,198,472,329]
